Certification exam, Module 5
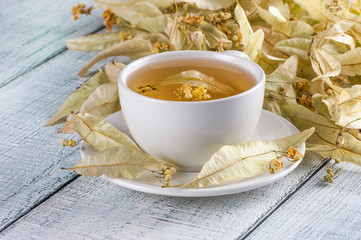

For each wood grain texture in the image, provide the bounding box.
[246,163,361,240]
[0,46,129,230]
[0,155,324,240]
[0,0,103,87]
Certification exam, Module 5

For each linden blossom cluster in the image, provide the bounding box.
[47,0,361,186]
[175,84,211,101]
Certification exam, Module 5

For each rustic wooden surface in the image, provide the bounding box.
[0,0,102,87]
[246,163,361,240]
[0,0,360,239]
[0,156,324,240]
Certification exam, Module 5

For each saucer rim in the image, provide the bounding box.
[80,109,305,197]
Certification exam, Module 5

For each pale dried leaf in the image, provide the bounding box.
[307,133,361,166]
[282,104,340,144]
[184,128,314,188]
[79,37,152,76]
[111,2,162,27]
[338,47,361,76]
[200,23,232,50]
[68,146,163,179]
[324,85,361,128]
[104,61,126,83]
[275,38,311,60]
[74,113,141,152]
[180,0,236,10]
[137,14,170,33]
[80,83,120,118]
[234,3,253,45]
[162,70,237,94]
[244,29,264,61]
[66,31,121,51]
[94,0,174,9]
[310,48,341,76]
[292,0,330,22]
[257,50,285,74]
[46,71,107,126]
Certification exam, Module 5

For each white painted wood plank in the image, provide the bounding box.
[0,0,103,87]
[0,47,129,230]
[246,163,361,240]
[0,154,324,240]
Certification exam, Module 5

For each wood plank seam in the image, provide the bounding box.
[0,26,105,89]
[0,175,80,233]
[237,158,330,240]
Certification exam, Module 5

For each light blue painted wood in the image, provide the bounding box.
[246,163,361,240]
[0,154,324,240]
[0,48,122,230]
[0,0,103,87]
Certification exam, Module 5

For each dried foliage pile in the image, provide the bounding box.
[48,0,361,186]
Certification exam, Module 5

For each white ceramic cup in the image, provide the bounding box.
[118,50,265,171]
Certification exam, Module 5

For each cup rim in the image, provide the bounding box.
[118,50,265,105]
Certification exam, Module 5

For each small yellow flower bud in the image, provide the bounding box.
[232,35,239,42]
[334,159,340,164]
[268,168,275,174]
[326,88,333,95]
[61,139,68,147]
[224,12,232,20]
[328,177,334,183]
[68,139,77,147]
[323,175,330,181]
[165,174,171,182]
[327,168,333,174]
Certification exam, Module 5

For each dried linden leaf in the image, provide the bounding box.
[244,29,264,61]
[200,23,232,51]
[312,93,332,119]
[66,31,122,51]
[180,0,236,11]
[46,71,107,126]
[234,3,253,45]
[137,14,170,33]
[93,0,174,9]
[161,70,237,94]
[323,85,361,128]
[274,21,314,38]
[111,2,163,27]
[307,133,361,166]
[79,37,152,76]
[275,38,311,60]
[79,83,120,118]
[104,61,126,83]
[282,104,340,145]
[66,146,163,179]
[183,128,315,188]
[73,113,141,152]
[310,47,341,77]
[257,50,285,74]
[338,47,361,76]
[292,0,330,22]
[255,26,288,58]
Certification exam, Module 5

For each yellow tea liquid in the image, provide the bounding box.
[127,58,256,101]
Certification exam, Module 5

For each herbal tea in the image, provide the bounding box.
[127,58,256,101]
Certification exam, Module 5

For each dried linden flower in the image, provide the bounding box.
[71,3,92,20]
[271,158,284,171]
[102,9,116,31]
[175,84,211,101]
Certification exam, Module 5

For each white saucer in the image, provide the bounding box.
[80,110,305,197]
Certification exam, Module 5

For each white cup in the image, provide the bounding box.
[118,50,265,171]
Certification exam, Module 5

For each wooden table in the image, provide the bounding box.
[1,1,360,239]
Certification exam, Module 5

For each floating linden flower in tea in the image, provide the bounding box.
[175,84,211,101]
[137,70,237,101]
